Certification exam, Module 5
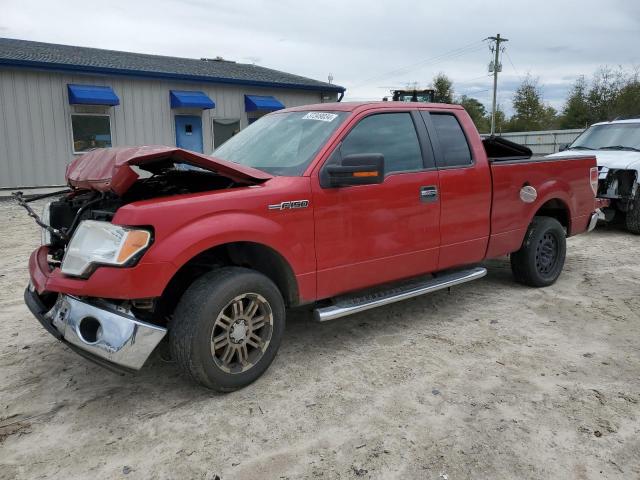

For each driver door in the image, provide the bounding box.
[312,110,441,299]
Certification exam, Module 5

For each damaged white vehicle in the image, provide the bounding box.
[547,118,640,233]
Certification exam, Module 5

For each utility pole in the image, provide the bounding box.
[488,33,508,135]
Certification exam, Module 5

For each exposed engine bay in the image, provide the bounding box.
[598,167,638,199]
[15,168,240,262]
[598,167,638,214]
[14,146,272,322]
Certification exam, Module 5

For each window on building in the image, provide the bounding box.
[340,113,423,174]
[213,119,241,148]
[247,111,268,126]
[71,114,112,153]
[429,113,472,168]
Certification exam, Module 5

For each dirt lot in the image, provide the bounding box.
[0,198,639,480]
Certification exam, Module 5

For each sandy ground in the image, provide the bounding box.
[0,198,638,480]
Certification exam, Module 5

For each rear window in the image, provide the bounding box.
[430,113,473,168]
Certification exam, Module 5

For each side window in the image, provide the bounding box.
[340,113,423,174]
[71,114,112,154]
[430,113,472,168]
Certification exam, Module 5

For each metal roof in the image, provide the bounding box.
[0,37,345,93]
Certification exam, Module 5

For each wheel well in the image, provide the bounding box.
[535,199,570,232]
[157,242,299,319]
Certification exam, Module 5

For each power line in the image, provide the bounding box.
[504,50,522,81]
[457,73,492,84]
[460,88,491,95]
[455,74,492,100]
[349,39,488,89]
[351,45,486,89]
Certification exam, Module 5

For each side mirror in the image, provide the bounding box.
[323,153,385,188]
[558,143,570,152]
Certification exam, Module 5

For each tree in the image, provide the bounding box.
[559,68,640,125]
[457,95,490,132]
[486,105,507,134]
[499,66,640,133]
[541,105,559,130]
[586,67,624,122]
[560,76,591,129]
[612,70,640,119]
[432,73,454,104]
[508,76,558,131]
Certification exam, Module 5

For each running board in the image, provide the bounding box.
[313,267,487,322]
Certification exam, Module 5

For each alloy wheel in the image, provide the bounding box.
[210,293,273,373]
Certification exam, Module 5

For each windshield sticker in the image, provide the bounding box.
[302,112,338,122]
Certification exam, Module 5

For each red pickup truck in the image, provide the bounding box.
[21,102,599,391]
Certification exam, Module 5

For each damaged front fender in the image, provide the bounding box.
[599,167,638,202]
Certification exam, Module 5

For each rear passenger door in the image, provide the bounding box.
[420,110,491,270]
[312,110,441,299]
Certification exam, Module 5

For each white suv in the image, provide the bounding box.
[547,118,640,233]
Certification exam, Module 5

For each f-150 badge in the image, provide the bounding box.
[268,200,310,210]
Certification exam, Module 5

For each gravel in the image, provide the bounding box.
[1,198,639,479]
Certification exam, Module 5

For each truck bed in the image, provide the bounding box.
[487,155,597,258]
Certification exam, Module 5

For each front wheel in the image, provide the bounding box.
[625,190,640,234]
[510,216,566,287]
[170,267,285,391]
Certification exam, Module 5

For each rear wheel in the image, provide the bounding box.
[510,216,566,287]
[625,190,640,234]
[170,267,285,391]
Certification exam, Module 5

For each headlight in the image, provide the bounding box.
[61,220,152,277]
[41,202,52,246]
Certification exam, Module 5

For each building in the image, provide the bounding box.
[0,38,344,188]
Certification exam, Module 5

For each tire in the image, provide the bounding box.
[510,216,566,287]
[625,190,640,234]
[170,267,285,391]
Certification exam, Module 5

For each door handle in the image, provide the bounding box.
[420,185,438,203]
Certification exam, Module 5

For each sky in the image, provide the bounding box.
[2,0,639,115]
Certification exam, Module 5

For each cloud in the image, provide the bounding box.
[2,0,639,115]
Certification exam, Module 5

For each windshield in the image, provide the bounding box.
[213,111,348,175]
[571,123,640,151]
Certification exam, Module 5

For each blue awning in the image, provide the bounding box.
[170,90,215,109]
[67,84,119,106]
[244,95,284,112]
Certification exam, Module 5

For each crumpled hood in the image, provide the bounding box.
[547,149,640,171]
[66,146,272,195]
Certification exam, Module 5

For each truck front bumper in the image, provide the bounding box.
[24,286,166,371]
[587,209,605,233]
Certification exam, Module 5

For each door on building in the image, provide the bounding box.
[175,115,203,153]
